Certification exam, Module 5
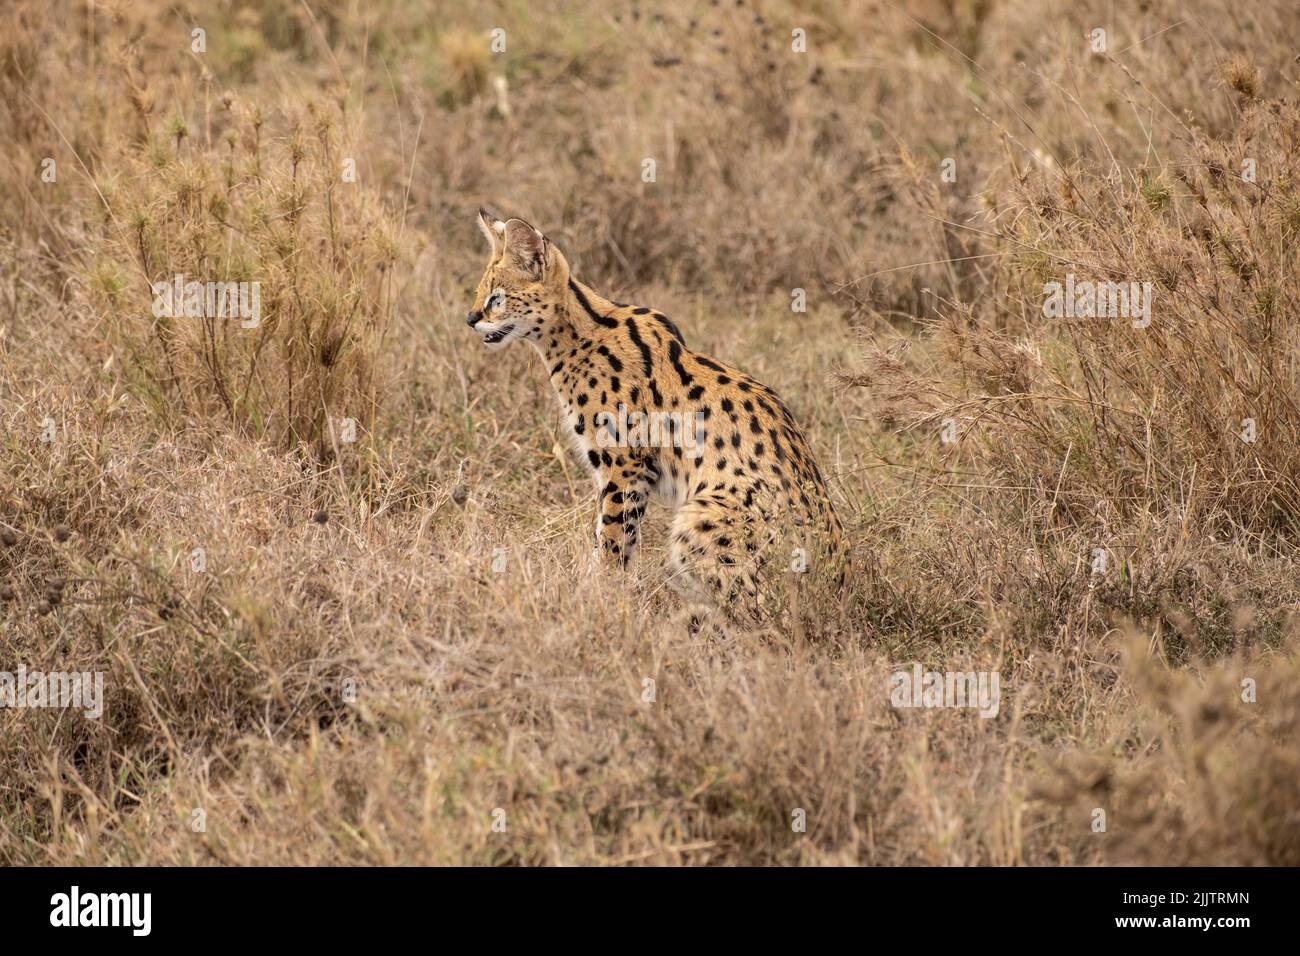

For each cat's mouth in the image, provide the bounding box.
[482,324,515,346]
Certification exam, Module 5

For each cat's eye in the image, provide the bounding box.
[487,288,507,311]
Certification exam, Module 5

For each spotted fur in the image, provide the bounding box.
[466,210,847,622]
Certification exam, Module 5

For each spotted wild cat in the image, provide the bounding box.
[466,210,847,622]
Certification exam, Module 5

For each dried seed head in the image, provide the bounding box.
[1225,57,1260,100]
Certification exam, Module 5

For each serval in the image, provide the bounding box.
[466,210,847,624]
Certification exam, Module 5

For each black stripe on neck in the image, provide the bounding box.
[568,279,619,329]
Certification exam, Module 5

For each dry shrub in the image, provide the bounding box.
[844,34,1300,674]
[942,100,1298,535]
[1034,634,1300,866]
[847,40,1300,539]
[85,100,400,454]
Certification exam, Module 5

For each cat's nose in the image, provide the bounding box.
[466,310,483,327]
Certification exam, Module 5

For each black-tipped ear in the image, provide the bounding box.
[477,207,505,251]
[504,218,547,278]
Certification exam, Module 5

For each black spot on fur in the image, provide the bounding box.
[597,345,623,373]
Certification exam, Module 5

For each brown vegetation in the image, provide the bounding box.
[1,0,1297,864]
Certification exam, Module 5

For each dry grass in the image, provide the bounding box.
[1,0,1297,865]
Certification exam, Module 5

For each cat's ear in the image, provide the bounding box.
[503,218,548,278]
[477,207,506,252]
